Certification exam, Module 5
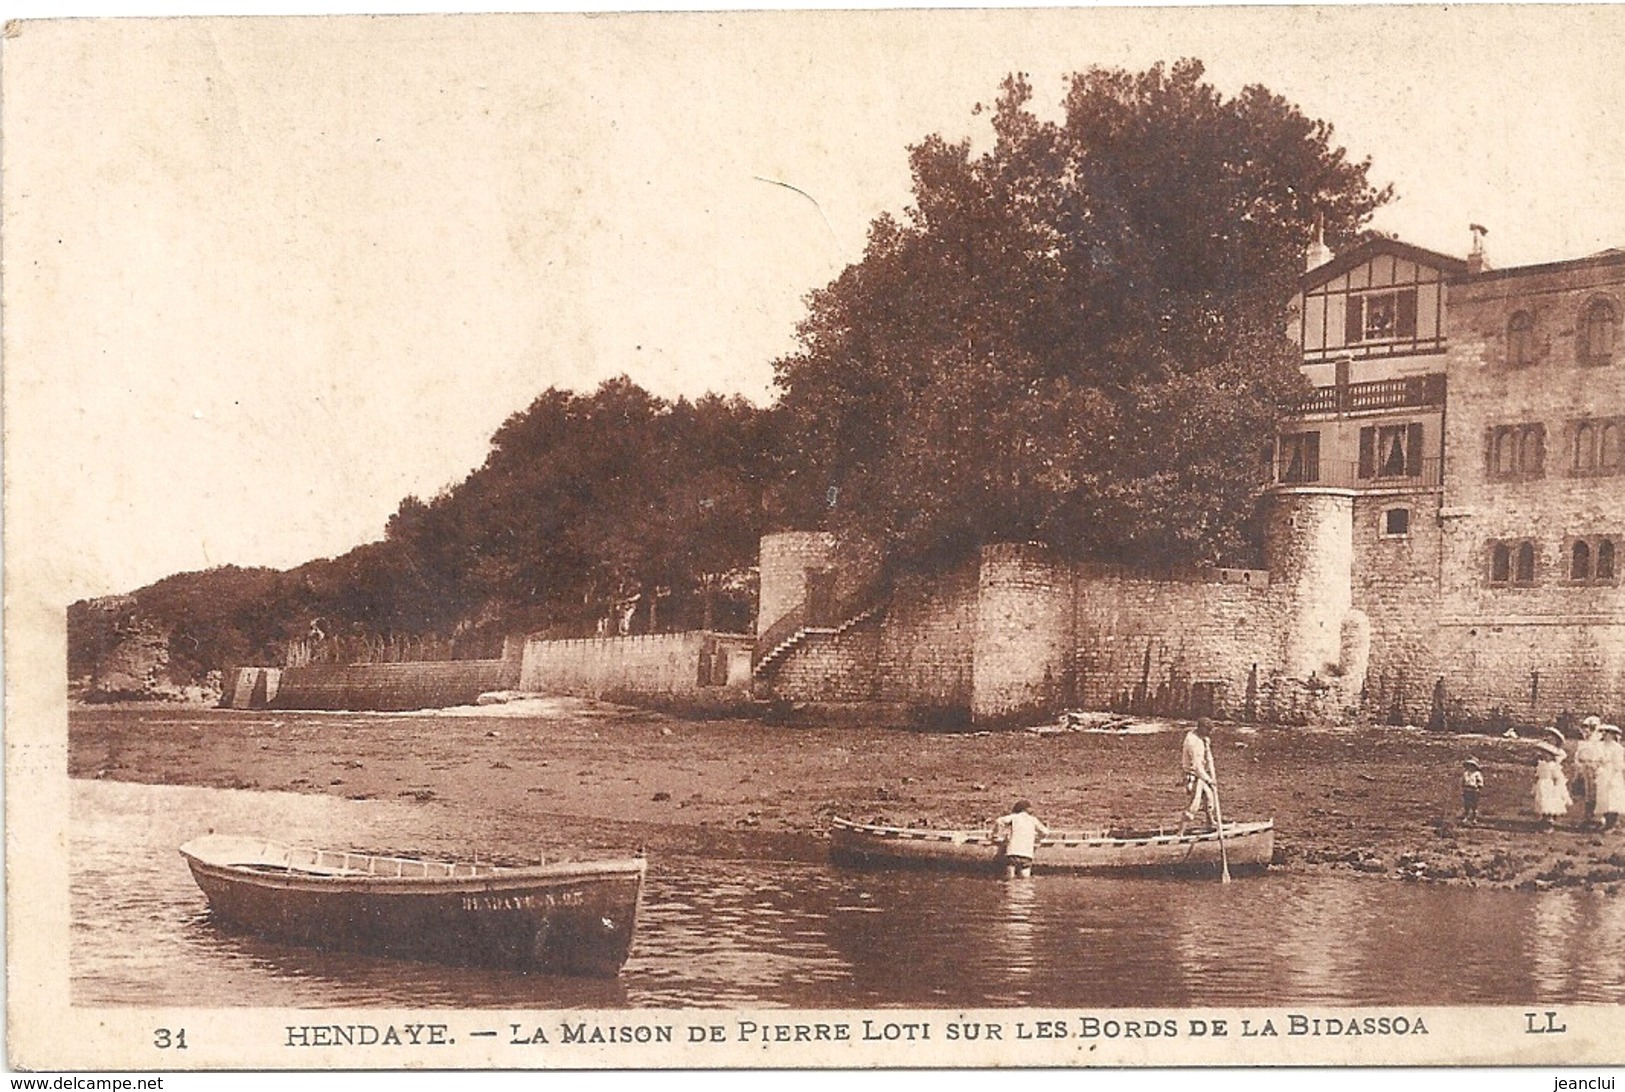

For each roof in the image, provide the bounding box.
[1461,246,1625,284]
[1302,236,1468,291]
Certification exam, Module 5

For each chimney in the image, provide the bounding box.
[1468,223,1490,275]
[1305,213,1332,272]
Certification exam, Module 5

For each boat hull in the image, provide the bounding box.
[830,817,1274,876]
[181,837,645,977]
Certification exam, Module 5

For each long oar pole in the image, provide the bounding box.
[1208,742,1232,884]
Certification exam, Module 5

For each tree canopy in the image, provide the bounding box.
[772,60,1391,567]
[71,380,770,687]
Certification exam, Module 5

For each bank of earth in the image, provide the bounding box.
[67,700,1625,893]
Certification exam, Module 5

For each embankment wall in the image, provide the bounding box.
[519,631,752,699]
[270,659,518,712]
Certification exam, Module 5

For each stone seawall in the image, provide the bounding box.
[765,543,1355,725]
[519,631,752,699]
[269,659,519,712]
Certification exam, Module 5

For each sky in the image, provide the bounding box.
[7,5,1625,603]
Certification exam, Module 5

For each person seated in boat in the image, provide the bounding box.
[1179,718,1218,833]
[992,800,1049,879]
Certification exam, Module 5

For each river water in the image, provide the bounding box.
[71,778,1625,1008]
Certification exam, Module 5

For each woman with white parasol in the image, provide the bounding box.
[1533,726,1572,832]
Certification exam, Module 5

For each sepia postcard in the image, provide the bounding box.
[6,6,1625,1082]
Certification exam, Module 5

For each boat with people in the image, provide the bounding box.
[179,834,646,977]
[829,815,1274,875]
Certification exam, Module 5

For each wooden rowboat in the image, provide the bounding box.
[829,816,1274,875]
[180,834,645,977]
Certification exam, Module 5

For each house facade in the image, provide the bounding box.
[753,234,1625,728]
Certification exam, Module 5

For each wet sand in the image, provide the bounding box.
[68,699,1625,891]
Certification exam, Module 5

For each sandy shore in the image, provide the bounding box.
[68,699,1625,891]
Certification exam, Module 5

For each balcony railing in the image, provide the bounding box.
[1291,373,1446,416]
[1266,457,1443,491]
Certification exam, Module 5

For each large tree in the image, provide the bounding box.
[382,377,768,637]
[773,60,1391,567]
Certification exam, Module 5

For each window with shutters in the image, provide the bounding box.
[1278,431,1320,484]
[1486,423,1546,480]
[1578,297,1618,366]
[1358,422,1424,480]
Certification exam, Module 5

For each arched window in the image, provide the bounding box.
[1572,540,1593,581]
[1488,423,1546,479]
[1508,310,1535,367]
[1494,430,1517,476]
[1515,541,1536,584]
[1491,542,1512,584]
[1602,422,1621,471]
[1575,422,1598,471]
[1580,298,1617,366]
[1600,539,1617,581]
[1519,428,1544,476]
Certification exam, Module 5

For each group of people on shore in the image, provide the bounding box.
[1471,715,1625,831]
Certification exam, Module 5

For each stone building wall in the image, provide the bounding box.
[1426,254,1625,723]
[1350,491,1447,723]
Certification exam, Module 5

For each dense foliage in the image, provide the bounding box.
[773,60,1390,567]
[70,381,770,686]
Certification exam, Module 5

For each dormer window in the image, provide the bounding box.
[1299,246,1451,363]
[1347,288,1418,344]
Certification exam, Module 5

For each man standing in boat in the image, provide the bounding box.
[1180,718,1219,832]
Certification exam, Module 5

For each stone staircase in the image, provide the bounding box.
[752,602,886,678]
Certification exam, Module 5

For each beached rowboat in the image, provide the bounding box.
[180,834,645,976]
[829,816,1274,875]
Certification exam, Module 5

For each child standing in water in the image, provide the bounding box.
[992,800,1050,879]
[1460,758,1484,824]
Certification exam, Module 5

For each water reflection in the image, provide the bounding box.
[1256,880,1363,1003]
[996,880,1038,981]
[72,779,1625,1008]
